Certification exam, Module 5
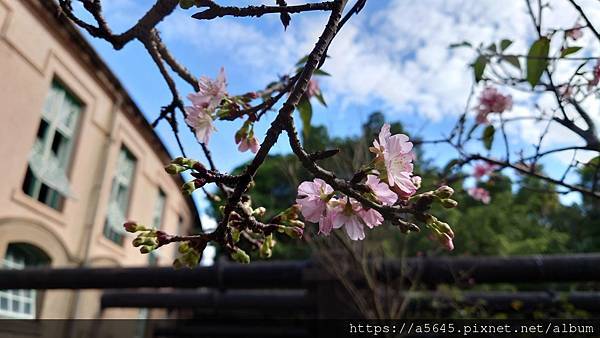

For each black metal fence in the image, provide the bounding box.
[1,253,599,337]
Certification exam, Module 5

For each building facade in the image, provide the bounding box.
[0,0,199,320]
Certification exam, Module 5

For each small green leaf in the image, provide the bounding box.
[473,55,488,82]
[500,39,513,51]
[295,55,309,66]
[486,43,497,53]
[313,69,331,77]
[482,125,495,150]
[503,55,521,70]
[526,37,550,87]
[315,91,327,107]
[560,46,582,58]
[297,98,313,139]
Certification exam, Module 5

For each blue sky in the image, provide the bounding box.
[76,0,600,210]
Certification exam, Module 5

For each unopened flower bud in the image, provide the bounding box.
[423,214,437,226]
[181,250,201,267]
[440,198,458,209]
[435,221,455,239]
[259,241,272,258]
[140,245,155,254]
[439,233,454,251]
[288,219,305,229]
[231,228,241,243]
[231,248,250,264]
[241,203,253,216]
[235,129,244,144]
[265,234,275,248]
[289,204,301,219]
[132,237,144,247]
[283,226,304,239]
[435,185,454,199]
[165,163,185,175]
[123,221,142,233]
[182,181,197,195]
[178,242,190,254]
[253,207,266,218]
[133,236,158,247]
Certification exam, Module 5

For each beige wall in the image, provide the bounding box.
[0,0,196,320]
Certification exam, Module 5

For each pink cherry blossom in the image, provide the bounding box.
[370,124,417,196]
[473,162,496,180]
[318,203,338,236]
[392,172,420,198]
[189,67,227,110]
[306,79,320,98]
[366,175,397,206]
[331,198,383,241]
[358,208,383,229]
[237,135,260,154]
[566,26,583,40]
[468,187,491,204]
[296,179,334,223]
[332,199,365,240]
[475,87,513,124]
[184,105,216,144]
[184,68,227,144]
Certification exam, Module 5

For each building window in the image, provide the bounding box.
[103,146,136,245]
[23,80,82,210]
[148,190,166,266]
[0,244,50,319]
[152,190,166,229]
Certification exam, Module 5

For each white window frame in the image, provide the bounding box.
[25,80,81,208]
[0,252,36,319]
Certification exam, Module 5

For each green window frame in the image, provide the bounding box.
[23,80,82,210]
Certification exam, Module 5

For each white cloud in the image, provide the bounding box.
[99,0,600,174]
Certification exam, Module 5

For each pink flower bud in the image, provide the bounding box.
[439,233,454,251]
[306,79,320,98]
[123,221,139,233]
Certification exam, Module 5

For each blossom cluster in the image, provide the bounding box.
[467,162,495,204]
[475,86,513,124]
[296,124,424,241]
[185,68,263,153]
[184,68,227,144]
